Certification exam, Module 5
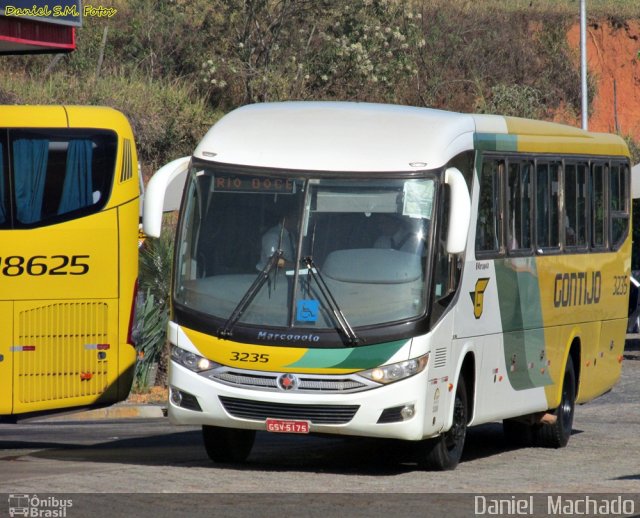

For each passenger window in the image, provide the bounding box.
[610,162,629,250]
[476,159,503,255]
[506,161,532,253]
[590,162,607,249]
[535,161,561,251]
[8,129,116,228]
[564,162,588,249]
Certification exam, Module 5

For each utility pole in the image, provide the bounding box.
[580,0,588,130]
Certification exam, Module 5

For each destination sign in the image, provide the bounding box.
[213,175,295,194]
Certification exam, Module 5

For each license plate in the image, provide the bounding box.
[265,418,310,434]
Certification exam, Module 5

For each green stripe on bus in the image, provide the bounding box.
[474,133,518,152]
[495,258,542,332]
[287,340,408,369]
[495,259,552,389]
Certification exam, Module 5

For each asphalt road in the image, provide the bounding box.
[0,341,638,517]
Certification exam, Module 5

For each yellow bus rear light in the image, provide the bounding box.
[10,346,36,352]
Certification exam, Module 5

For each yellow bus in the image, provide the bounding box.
[0,105,140,419]
[144,102,631,469]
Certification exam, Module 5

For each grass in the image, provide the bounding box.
[0,71,221,173]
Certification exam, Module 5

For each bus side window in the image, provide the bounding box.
[433,183,462,301]
[433,184,449,300]
[610,161,629,250]
[10,131,115,226]
[563,162,589,249]
[590,162,607,249]
[506,160,533,253]
[475,158,503,256]
[535,161,561,252]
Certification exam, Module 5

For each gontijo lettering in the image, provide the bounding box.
[553,271,601,308]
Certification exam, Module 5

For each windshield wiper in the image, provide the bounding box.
[303,256,361,345]
[217,249,283,339]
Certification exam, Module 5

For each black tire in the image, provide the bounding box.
[202,425,255,463]
[417,377,468,470]
[535,356,576,448]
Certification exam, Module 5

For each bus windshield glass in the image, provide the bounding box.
[175,166,436,331]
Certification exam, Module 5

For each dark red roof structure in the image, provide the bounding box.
[0,1,80,54]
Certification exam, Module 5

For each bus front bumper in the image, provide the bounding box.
[167,361,443,441]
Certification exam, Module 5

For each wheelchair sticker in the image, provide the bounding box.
[296,299,319,322]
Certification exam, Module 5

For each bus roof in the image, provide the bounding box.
[0,105,134,136]
[193,101,629,172]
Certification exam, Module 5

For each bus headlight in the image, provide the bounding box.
[171,346,219,372]
[358,353,429,384]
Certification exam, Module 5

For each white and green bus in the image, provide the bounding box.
[144,102,631,469]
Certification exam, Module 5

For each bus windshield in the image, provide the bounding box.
[175,166,436,332]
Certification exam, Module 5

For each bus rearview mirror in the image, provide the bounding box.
[142,156,190,238]
[444,167,470,255]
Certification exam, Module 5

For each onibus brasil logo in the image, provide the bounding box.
[8,494,73,517]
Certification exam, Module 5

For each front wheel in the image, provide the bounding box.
[417,377,468,470]
[202,425,256,463]
[535,356,576,448]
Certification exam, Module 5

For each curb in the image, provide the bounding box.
[41,404,166,421]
